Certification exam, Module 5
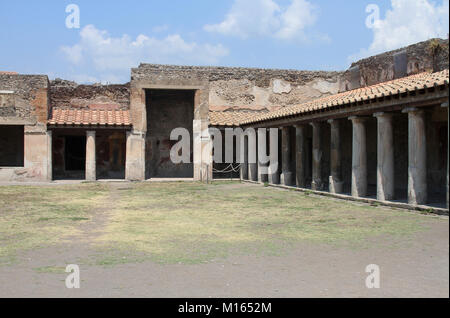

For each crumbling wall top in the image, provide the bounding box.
[50,80,130,110]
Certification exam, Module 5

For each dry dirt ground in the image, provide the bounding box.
[0,181,448,298]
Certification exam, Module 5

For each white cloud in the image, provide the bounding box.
[350,0,449,62]
[204,0,322,41]
[60,25,229,83]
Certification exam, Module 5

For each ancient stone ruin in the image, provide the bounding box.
[0,39,448,209]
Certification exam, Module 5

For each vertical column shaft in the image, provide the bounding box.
[349,116,367,197]
[268,128,280,184]
[328,119,343,193]
[443,102,449,208]
[125,130,146,181]
[46,130,53,181]
[374,112,394,201]
[310,122,323,190]
[248,131,258,181]
[257,128,268,183]
[280,127,293,185]
[240,135,249,180]
[295,124,307,188]
[85,130,96,181]
[404,108,427,205]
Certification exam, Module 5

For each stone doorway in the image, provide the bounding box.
[145,89,195,179]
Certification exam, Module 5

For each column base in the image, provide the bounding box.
[281,171,293,186]
[329,176,344,194]
[269,174,280,185]
[248,163,258,181]
[408,190,427,206]
[258,174,268,183]
[311,179,323,191]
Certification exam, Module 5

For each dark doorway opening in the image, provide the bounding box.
[65,136,86,172]
[393,113,408,201]
[0,125,24,167]
[96,131,126,179]
[145,89,195,178]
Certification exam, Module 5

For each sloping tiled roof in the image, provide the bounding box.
[209,111,268,127]
[0,71,18,75]
[240,69,449,125]
[48,108,131,127]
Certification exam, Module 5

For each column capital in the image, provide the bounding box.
[327,118,341,125]
[373,112,394,118]
[309,121,322,127]
[294,123,307,129]
[441,102,448,108]
[402,107,424,114]
[86,130,96,137]
[348,116,368,122]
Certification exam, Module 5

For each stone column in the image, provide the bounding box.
[85,131,96,181]
[23,128,53,182]
[248,131,258,181]
[268,128,280,184]
[280,127,293,186]
[125,130,146,181]
[46,130,53,181]
[349,116,367,197]
[240,135,248,180]
[328,119,343,193]
[193,119,212,182]
[310,122,323,190]
[442,102,449,208]
[257,128,268,183]
[403,108,427,205]
[374,112,394,201]
[295,124,307,188]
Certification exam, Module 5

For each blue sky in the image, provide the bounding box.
[0,0,448,83]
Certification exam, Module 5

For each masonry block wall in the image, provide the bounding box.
[340,39,449,91]
[50,79,130,111]
[130,64,343,181]
[0,74,51,181]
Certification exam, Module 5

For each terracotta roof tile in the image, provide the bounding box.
[48,108,131,127]
[209,111,268,127]
[239,69,449,125]
[0,71,18,75]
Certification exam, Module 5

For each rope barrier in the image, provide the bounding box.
[213,163,241,173]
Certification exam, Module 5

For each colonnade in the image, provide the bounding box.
[241,108,441,206]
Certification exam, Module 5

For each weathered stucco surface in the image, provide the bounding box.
[133,65,342,113]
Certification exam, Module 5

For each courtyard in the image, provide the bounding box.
[0,181,448,297]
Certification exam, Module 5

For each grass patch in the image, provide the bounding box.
[0,181,436,266]
[0,183,108,263]
[33,266,66,274]
[94,182,427,265]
